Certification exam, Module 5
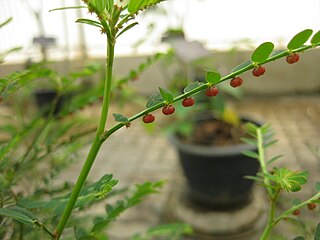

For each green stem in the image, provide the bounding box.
[257,127,277,240]
[257,128,273,197]
[53,40,115,239]
[272,192,320,226]
[260,199,277,240]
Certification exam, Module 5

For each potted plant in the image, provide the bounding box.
[158,38,261,209]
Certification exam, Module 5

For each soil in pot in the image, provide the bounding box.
[171,116,260,210]
[34,89,64,117]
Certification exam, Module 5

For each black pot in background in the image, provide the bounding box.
[34,89,63,117]
[170,116,261,210]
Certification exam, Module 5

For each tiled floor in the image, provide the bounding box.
[61,95,320,239]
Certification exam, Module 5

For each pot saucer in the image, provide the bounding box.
[165,181,268,240]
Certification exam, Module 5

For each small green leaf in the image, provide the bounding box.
[94,0,107,12]
[316,182,320,192]
[244,175,263,182]
[287,29,313,50]
[49,6,87,12]
[0,17,12,29]
[116,22,139,38]
[311,31,320,45]
[314,223,320,240]
[240,137,257,146]
[0,207,36,227]
[128,0,143,13]
[292,198,302,206]
[183,82,205,93]
[146,92,164,108]
[251,42,274,63]
[76,19,102,29]
[159,87,174,103]
[242,150,259,159]
[205,71,221,84]
[128,0,163,14]
[270,168,309,192]
[231,60,253,73]
[113,113,129,123]
[264,139,279,148]
[266,154,283,165]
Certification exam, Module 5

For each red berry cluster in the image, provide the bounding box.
[162,105,175,115]
[182,97,195,107]
[286,53,300,64]
[230,77,243,88]
[252,66,266,77]
[205,86,219,97]
[307,203,317,210]
[143,114,155,123]
[292,209,300,216]
[143,96,197,123]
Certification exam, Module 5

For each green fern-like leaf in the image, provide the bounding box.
[267,168,309,192]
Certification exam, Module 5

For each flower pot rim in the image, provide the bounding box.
[169,116,262,157]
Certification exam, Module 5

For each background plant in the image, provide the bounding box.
[242,123,320,240]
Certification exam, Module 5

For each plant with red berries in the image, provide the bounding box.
[243,124,320,240]
[162,105,175,115]
[252,66,266,77]
[143,113,156,123]
[2,1,320,239]
[205,86,219,96]
[286,53,300,64]
[182,97,195,107]
[230,77,243,88]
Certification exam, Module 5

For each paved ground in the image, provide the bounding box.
[61,95,320,239]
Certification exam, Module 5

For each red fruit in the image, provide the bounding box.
[162,105,175,115]
[182,97,195,107]
[230,77,243,88]
[143,114,155,123]
[307,203,317,210]
[286,53,300,64]
[252,66,266,77]
[292,209,300,216]
[205,86,219,97]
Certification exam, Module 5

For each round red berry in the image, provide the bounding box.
[292,209,300,216]
[307,203,317,210]
[286,53,300,64]
[182,97,195,107]
[162,105,175,115]
[205,86,219,97]
[252,66,265,77]
[143,114,155,123]
[230,77,243,88]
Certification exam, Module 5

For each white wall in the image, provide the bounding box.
[1,0,320,62]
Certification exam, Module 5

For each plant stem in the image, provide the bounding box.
[256,129,273,197]
[260,195,277,240]
[102,43,320,141]
[257,127,276,240]
[273,192,320,226]
[53,40,115,239]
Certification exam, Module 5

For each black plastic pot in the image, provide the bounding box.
[170,116,261,209]
[34,89,63,117]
